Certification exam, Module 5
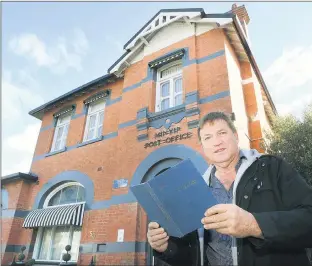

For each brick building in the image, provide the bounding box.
[1,5,277,266]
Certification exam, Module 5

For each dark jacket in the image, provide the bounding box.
[153,155,312,266]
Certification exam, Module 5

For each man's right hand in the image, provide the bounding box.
[147,222,169,253]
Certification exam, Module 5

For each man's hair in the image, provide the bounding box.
[197,111,237,141]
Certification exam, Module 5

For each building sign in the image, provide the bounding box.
[154,127,181,138]
[144,126,193,149]
[113,179,128,189]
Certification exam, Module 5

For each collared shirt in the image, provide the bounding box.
[204,152,246,266]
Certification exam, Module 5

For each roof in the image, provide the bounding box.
[29,73,116,119]
[29,6,277,120]
[123,8,205,50]
[1,172,38,185]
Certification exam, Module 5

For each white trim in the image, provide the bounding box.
[48,227,55,260]
[43,182,84,208]
[50,113,71,152]
[83,99,106,142]
[241,77,254,85]
[33,227,43,259]
[110,40,145,74]
[33,225,81,262]
[125,11,202,50]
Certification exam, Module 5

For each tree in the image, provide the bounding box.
[263,104,312,186]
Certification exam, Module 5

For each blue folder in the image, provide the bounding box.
[130,159,217,238]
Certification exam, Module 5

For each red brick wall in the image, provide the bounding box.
[3,23,270,265]
[240,61,264,151]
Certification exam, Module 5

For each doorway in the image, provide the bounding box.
[144,158,181,266]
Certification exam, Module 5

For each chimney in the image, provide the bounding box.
[231,4,250,24]
[230,4,250,39]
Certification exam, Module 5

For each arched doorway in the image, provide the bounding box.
[143,158,182,266]
[131,144,208,266]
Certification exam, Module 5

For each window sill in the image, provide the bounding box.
[146,104,186,129]
[149,104,185,121]
[77,136,103,148]
[45,147,67,157]
[34,260,77,265]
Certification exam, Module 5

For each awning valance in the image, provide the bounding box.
[148,48,185,68]
[53,105,75,118]
[23,203,85,228]
[83,90,110,105]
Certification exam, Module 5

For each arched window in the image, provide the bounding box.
[44,182,85,207]
[33,182,85,262]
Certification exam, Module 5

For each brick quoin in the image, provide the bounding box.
[2,6,276,265]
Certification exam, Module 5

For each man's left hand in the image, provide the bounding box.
[201,204,263,238]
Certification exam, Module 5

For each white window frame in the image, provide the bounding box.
[33,225,81,263]
[83,99,106,142]
[51,113,71,152]
[33,182,85,263]
[155,61,183,112]
[43,182,84,208]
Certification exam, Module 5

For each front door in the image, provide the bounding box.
[145,159,181,266]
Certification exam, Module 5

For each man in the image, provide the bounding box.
[147,111,312,266]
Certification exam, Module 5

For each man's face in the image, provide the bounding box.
[199,119,239,164]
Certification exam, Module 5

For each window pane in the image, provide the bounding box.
[60,124,69,149]
[86,115,96,140]
[89,115,96,129]
[51,227,70,260]
[86,128,95,141]
[174,77,182,93]
[161,99,170,111]
[161,82,170,97]
[89,100,105,114]
[175,94,183,106]
[54,140,61,151]
[70,228,82,261]
[38,228,52,260]
[48,190,61,206]
[98,111,104,126]
[97,126,102,138]
[97,111,104,138]
[77,186,85,202]
[59,186,78,205]
[160,64,182,78]
[58,114,71,125]
[55,126,64,144]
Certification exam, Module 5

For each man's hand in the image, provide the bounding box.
[201,204,263,238]
[147,222,170,253]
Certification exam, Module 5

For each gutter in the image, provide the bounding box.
[29,73,115,119]
[1,172,38,185]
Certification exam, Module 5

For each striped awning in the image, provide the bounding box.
[23,203,85,229]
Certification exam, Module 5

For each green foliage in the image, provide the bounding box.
[263,104,312,186]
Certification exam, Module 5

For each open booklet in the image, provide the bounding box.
[130,159,217,238]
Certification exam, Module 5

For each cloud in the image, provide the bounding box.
[2,71,44,121]
[2,123,41,176]
[104,35,124,53]
[264,45,312,118]
[276,92,312,118]
[9,28,89,74]
[7,123,41,153]
[264,45,312,93]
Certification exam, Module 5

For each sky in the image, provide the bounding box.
[2,2,312,176]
